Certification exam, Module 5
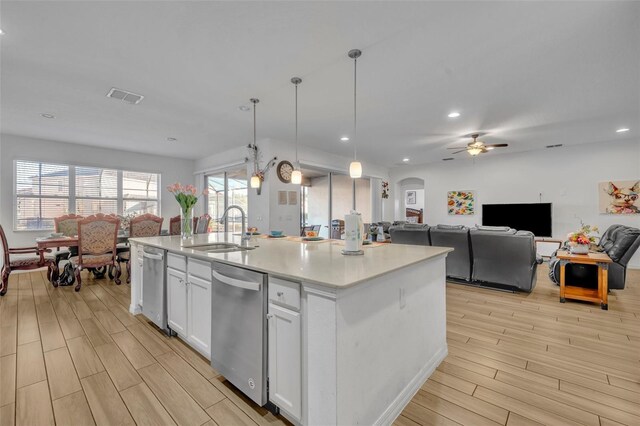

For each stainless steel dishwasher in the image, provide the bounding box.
[210,262,267,406]
[141,246,169,334]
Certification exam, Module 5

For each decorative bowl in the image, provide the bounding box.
[270,230,283,237]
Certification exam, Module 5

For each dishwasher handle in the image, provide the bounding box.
[143,251,164,261]
[212,269,261,291]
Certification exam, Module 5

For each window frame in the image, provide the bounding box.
[13,159,161,232]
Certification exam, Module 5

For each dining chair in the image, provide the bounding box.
[53,214,83,269]
[195,214,212,234]
[169,215,181,235]
[0,224,56,296]
[70,213,121,291]
[116,213,163,283]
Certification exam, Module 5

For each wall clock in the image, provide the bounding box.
[276,160,294,183]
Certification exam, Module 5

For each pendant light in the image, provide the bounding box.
[249,98,261,189]
[291,77,303,185]
[348,49,362,179]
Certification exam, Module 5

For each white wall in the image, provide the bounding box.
[388,139,640,268]
[0,133,195,247]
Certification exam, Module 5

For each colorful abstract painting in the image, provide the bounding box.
[598,180,639,214]
[448,191,475,215]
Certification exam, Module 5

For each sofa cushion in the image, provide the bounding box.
[436,224,465,230]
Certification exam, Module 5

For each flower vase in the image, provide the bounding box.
[569,243,589,255]
[181,207,194,239]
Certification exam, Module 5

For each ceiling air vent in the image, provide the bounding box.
[106,87,144,105]
[545,144,563,149]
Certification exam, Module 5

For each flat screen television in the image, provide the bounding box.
[482,203,552,237]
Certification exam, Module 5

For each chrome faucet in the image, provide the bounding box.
[220,205,250,247]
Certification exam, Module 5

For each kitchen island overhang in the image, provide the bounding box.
[129,234,451,425]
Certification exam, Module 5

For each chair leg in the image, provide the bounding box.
[48,263,59,288]
[0,266,9,296]
[74,267,82,292]
[114,262,122,285]
[126,261,131,284]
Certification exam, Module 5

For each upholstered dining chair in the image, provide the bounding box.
[169,215,181,236]
[53,214,83,269]
[70,213,121,291]
[116,213,163,283]
[1,224,56,296]
[194,214,211,234]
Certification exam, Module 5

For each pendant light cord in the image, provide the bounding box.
[353,56,357,161]
[253,101,258,174]
[295,82,299,165]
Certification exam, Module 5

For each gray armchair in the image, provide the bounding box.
[429,225,473,281]
[389,224,431,246]
[470,228,542,292]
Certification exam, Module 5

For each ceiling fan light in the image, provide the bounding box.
[291,169,302,185]
[250,175,262,188]
[349,161,362,178]
[467,148,483,156]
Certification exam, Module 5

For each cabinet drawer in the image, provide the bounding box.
[167,253,186,271]
[269,277,300,311]
[188,258,212,280]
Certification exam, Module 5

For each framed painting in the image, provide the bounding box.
[406,191,417,205]
[598,180,639,214]
[448,190,475,215]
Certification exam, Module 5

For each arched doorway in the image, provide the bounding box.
[396,177,425,223]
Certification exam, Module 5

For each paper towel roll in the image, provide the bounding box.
[344,211,363,252]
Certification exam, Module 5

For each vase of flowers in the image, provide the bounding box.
[167,183,208,239]
[567,223,599,255]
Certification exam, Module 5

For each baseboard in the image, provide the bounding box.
[374,345,448,426]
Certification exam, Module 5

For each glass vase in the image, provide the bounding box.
[181,206,194,239]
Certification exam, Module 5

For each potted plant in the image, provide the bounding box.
[567,223,599,254]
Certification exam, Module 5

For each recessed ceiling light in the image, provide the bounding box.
[448,112,461,118]
[402,158,410,162]
[340,136,350,142]
[41,113,55,119]
[238,105,250,112]
[0,29,5,35]
[167,137,177,142]
[616,128,630,133]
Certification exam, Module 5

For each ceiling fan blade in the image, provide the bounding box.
[484,143,509,148]
[447,146,468,149]
[451,149,468,154]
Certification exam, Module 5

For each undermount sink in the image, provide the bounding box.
[185,243,256,253]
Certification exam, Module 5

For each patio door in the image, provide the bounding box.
[206,167,248,233]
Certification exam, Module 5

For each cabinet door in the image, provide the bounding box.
[187,274,212,359]
[167,267,187,337]
[268,303,301,420]
[135,251,144,307]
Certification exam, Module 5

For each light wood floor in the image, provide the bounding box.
[0,264,638,426]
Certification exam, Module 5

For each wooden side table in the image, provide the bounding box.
[556,250,613,310]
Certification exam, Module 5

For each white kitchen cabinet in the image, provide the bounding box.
[268,300,301,421]
[167,267,188,338]
[187,273,212,358]
[134,248,144,308]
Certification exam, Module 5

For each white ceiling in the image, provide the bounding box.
[1,1,638,166]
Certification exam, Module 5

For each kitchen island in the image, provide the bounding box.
[129,233,451,426]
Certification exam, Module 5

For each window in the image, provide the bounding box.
[206,167,248,233]
[15,161,70,231]
[14,160,160,231]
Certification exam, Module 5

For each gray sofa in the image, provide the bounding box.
[389,223,541,291]
[550,225,640,290]
[470,227,541,292]
[428,225,473,282]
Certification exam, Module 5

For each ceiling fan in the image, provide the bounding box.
[448,134,508,156]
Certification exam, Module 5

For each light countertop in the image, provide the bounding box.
[129,233,452,288]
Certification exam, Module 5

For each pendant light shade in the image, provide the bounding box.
[250,175,261,188]
[349,161,362,179]
[291,77,303,185]
[291,169,302,184]
[348,49,363,179]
